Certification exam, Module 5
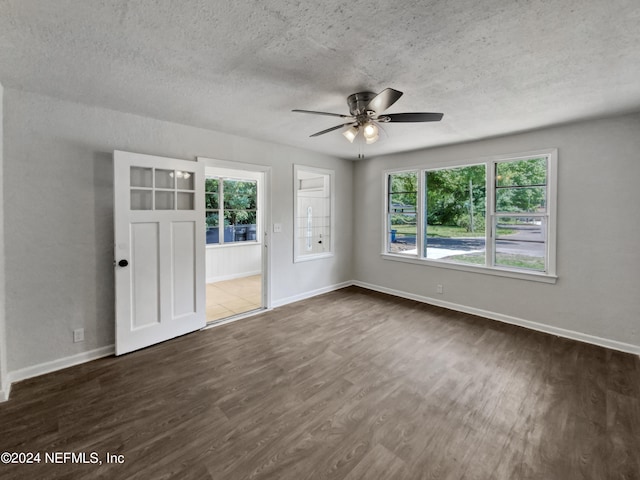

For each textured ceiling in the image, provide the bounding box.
[1,0,639,159]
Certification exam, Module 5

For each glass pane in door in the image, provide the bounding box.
[130,190,153,210]
[155,169,175,189]
[176,171,195,190]
[130,167,153,188]
[155,191,175,210]
[177,192,195,210]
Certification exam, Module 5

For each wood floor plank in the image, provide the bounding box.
[1,286,639,479]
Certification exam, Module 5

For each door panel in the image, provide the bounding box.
[131,222,160,329]
[172,221,196,317]
[114,151,205,355]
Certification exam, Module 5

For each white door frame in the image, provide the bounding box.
[198,157,271,311]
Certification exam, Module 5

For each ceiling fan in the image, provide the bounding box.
[292,88,443,144]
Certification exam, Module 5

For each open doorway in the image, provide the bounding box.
[201,161,268,323]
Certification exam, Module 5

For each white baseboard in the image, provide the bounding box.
[353,281,640,356]
[271,281,353,308]
[207,270,262,284]
[8,345,115,391]
[0,382,10,402]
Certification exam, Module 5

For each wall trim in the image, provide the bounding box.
[203,306,271,330]
[272,281,353,308]
[206,269,262,284]
[353,280,640,356]
[0,382,10,402]
[7,345,115,393]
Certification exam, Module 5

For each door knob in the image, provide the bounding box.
[118,259,129,267]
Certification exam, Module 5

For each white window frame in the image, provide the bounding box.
[382,149,558,283]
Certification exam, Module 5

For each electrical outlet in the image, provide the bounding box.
[273,223,282,233]
[73,328,84,343]
[436,284,444,294]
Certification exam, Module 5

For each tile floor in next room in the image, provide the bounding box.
[206,274,262,322]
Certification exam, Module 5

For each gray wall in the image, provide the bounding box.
[4,89,353,373]
[0,81,7,399]
[354,114,640,349]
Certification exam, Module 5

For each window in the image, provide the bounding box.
[130,167,195,211]
[387,171,417,254]
[205,177,257,245]
[294,165,334,262]
[384,150,557,281]
[494,157,548,271]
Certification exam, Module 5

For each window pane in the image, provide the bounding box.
[223,180,257,210]
[177,192,194,210]
[131,189,152,210]
[387,172,418,255]
[496,186,546,213]
[495,216,546,271]
[224,210,257,242]
[155,191,174,210]
[176,171,194,190]
[206,212,219,244]
[155,169,174,189]
[205,178,219,193]
[388,172,417,213]
[227,210,257,225]
[389,213,417,254]
[295,167,332,260]
[207,176,260,244]
[224,195,256,210]
[130,167,153,188]
[425,165,486,265]
[206,212,219,227]
[496,157,546,187]
[390,172,417,193]
[389,193,417,213]
[206,193,219,210]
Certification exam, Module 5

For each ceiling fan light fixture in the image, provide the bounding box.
[365,133,379,144]
[363,121,379,144]
[342,125,359,143]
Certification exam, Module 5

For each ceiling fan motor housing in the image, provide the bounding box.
[347,91,377,117]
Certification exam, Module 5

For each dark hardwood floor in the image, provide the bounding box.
[1,286,639,479]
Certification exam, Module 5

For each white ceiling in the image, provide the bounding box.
[1,0,639,159]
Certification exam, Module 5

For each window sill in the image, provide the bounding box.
[206,241,261,249]
[294,252,334,263]
[381,253,557,284]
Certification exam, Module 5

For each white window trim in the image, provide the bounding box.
[382,149,558,284]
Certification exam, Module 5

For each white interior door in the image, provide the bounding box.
[114,150,205,355]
